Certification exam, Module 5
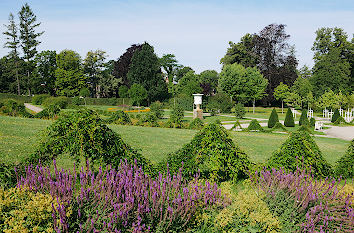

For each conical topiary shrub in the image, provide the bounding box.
[335,139,354,178]
[334,116,346,125]
[272,122,288,132]
[331,109,340,123]
[284,108,295,127]
[189,117,204,130]
[161,123,252,182]
[230,120,242,131]
[299,109,310,126]
[267,131,332,178]
[310,117,316,127]
[247,119,264,131]
[268,108,279,128]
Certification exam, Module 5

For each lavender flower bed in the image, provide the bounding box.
[17,161,226,232]
[251,168,354,232]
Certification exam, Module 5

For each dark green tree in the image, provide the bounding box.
[175,66,194,82]
[331,109,340,123]
[34,50,57,95]
[268,108,279,128]
[84,50,107,98]
[127,42,168,103]
[198,70,219,96]
[128,83,147,108]
[284,108,295,127]
[3,13,21,95]
[234,103,246,119]
[18,3,44,95]
[299,109,310,126]
[177,71,202,96]
[159,54,180,82]
[118,85,129,98]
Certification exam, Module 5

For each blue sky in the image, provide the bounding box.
[0,0,353,73]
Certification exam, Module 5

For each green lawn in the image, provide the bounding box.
[0,115,350,170]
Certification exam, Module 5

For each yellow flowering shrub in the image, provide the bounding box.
[0,187,59,233]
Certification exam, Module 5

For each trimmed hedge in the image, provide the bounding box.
[161,123,252,182]
[284,108,295,127]
[42,96,69,109]
[105,110,132,125]
[331,109,340,123]
[0,99,33,118]
[32,94,50,105]
[267,131,332,178]
[267,108,279,128]
[299,109,309,126]
[335,139,354,178]
[0,93,32,103]
[188,118,204,130]
[247,119,263,131]
[272,122,287,132]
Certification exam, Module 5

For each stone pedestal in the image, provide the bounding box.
[193,108,203,119]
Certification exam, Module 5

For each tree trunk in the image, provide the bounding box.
[253,99,255,114]
[281,101,284,114]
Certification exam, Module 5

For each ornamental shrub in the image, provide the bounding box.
[297,125,312,134]
[207,93,233,114]
[149,101,164,119]
[30,109,150,171]
[251,168,354,232]
[162,123,252,182]
[105,110,131,125]
[32,94,50,105]
[189,118,204,130]
[0,187,60,232]
[17,161,225,233]
[272,122,287,132]
[331,108,340,123]
[334,116,346,125]
[310,117,316,127]
[284,108,295,127]
[169,105,184,128]
[267,131,332,178]
[247,119,264,131]
[34,104,61,119]
[268,108,279,128]
[230,120,242,131]
[137,112,158,127]
[42,96,69,109]
[234,103,246,119]
[71,96,83,106]
[335,139,354,178]
[0,99,33,117]
[299,109,309,126]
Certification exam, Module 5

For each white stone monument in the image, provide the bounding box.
[193,94,203,119]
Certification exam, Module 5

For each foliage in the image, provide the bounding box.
[34,50,57,95]
[333,116,347,125]
[149,101,164,119]
[0,162,19,188]
[0,187,60,233]
[128,83,147,106]
[267,131,332,177]
[177,71,203,96]
[83,50,107,98]
[274,82,291,112]
[79,87,90,97]
[170,93,194,111]
[0,99,32,117]
[331,108,340,123]
[299,109,310,126]
[16,161,225,232]
[335,139,354,178]
[105,110,131,125]
[159,53,180,81]
[272,122,288,132]
[206,92,232,114]
[30,109,150,171]
[246,119,264,131]
[118,85,129,98]
[169,105,184,128]
[310,117,316,127]
[127,42,168,102]
[267,108,279,128]
[234,102,246,119]
[136,112,159,127]
[198,70,219,96]
[162,123,252,182]
[189,118,204,130]
[71,96,83,106]
[230,120,242,131]
[316,89,341,110]
[34,104,60,119]
[251,167,354,232]
[32,94,50,105]
[284,108,295,127]
[42,96,69,109]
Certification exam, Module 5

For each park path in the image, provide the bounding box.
[322,126,354,141]
[24,103,43,113]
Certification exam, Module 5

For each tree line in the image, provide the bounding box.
[1,3,353,108]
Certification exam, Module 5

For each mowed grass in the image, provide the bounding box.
[0,115,350,170]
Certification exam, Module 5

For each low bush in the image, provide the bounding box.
[32,94,50,105]
[169,105,184,128]
[149,101,164,119]
[0,93,31,103]
[15,161,225,232]
[34,104,61,119]
[105,110,131,125]
[299,109,310,126]
[331,108,340,123]
[161,123,252,182]
[230,120,242,131]
[272,122,287,132]
[71,96,84,106]
[42,96,69,109]
[284,108,295,127]
[189,118,204,130]
[335,139,354,178]
[0,187,60,232]
[251,168,354,232]
[0,99,33,118]
[30,109,150,171]
[136,112,158,127]
[268,108,279,128]
[333,116,346,125]
[234,103,246,119]
[247,119,264,131]
[267,131,332,178]
[206,93,233,114]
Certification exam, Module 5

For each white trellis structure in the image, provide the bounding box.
[344,108,354,122]
[339,108,343,117]
[323,108,328,118]
[291,108,296,119]
[307,109,313,119]
[328,110,334,120]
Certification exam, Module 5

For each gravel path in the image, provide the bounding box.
[322,126,354,141]
[24,103,43,113]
